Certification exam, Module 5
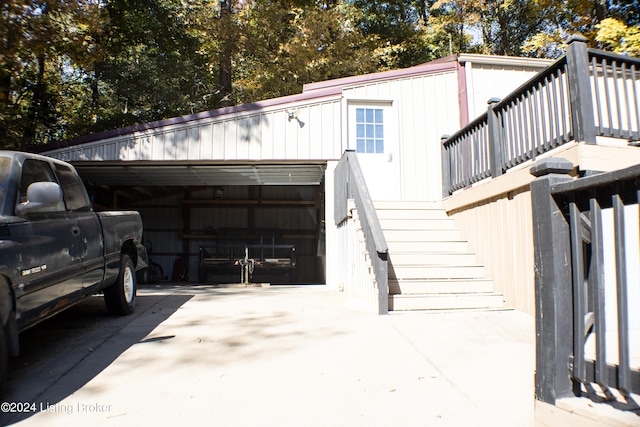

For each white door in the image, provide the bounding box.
[347,102,399,200]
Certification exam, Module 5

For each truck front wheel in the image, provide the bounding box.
[104,254,137,315]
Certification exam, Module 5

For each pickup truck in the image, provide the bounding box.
[0,151,147,389]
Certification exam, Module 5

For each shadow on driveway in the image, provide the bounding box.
[1,292,193,426]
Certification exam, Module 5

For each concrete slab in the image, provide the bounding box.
[4,285,535,426]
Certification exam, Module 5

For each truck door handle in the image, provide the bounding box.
[71,226,80,236]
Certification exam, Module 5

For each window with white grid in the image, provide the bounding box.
[355,107,384,154]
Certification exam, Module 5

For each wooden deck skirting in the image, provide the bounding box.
[441,141,640,315]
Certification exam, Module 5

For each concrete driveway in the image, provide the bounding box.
[2,284,535,427]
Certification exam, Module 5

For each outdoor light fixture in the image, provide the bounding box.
[286,109,305,128]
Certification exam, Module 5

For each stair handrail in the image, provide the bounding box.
[334,150,389,314]
[442,37,640,196]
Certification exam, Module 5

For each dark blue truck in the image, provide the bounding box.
[0,151,147,388]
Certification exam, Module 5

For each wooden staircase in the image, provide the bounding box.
[375,201,505,311]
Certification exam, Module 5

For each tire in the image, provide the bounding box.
[104,254,137,315]
[0,324,7,391]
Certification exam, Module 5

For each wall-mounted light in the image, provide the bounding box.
[286,109,305,128]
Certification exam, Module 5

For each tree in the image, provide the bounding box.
[596,17,640,56]
[429,0,483,54]
[521,0,640,57]
[233,1,380,102]
[3,0,639,149]
[475,0,554,56]
[425,0,563,57]
[610,0,640,26]
[92,0,216,131]
[352,0,552,60]
[0,0,104,147]
[351,0,451,68]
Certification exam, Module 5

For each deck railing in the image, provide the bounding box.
[531,158,640,405]
[334,150,388,315]
[590,50,640,140]
[442,37,640,196]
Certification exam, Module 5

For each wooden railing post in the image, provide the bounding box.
[530,158,576,405]
[441,134,451,197]
[565,36,597,144]
[487,97,503,178]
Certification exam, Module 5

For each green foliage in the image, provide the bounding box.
[611,0,640,26]
[93,0,216,130]
[353,0,451,67]
[1,0,105,147]
[475,0,555,56]
[1,0,639,149]
[521,0,640,57]
[596,17,640,56]
[235,1,380,102]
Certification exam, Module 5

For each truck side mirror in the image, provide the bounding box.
[15,182,63,216]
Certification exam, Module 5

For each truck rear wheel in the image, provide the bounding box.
[104,254,137,315]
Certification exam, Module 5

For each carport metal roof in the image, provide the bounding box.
[74,161,327,187]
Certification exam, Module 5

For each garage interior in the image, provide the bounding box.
[75,162,327,285]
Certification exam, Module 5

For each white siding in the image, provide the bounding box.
[342,70,461,201]
[48,97,343,163]
[465,62,549,121]
[45,56,551,205]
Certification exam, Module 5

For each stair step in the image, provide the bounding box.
[375,200,443,210]
[376,209,448,220]
[389,252,477,266]
[384,229,461,241]
[390,265,486,280]
[389,278,494,294]
[374,199,504,312]
[388,293,505,311]
[378,218,456,229]
[386,240,469,252]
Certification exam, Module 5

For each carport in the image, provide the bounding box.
[38,80,346,285]
[73,161,328,284]
[35,87,345,285]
